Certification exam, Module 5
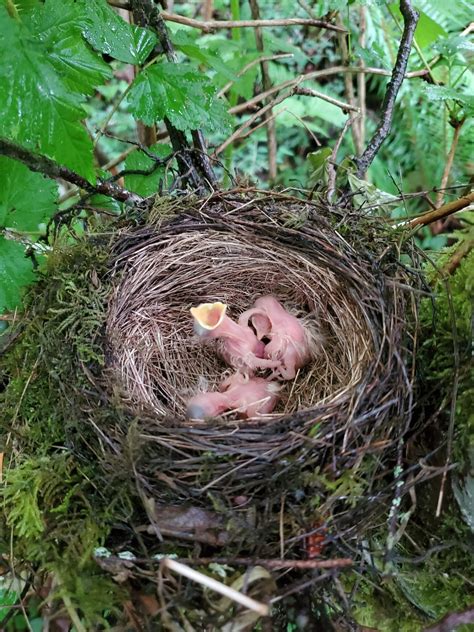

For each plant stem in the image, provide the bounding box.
[435,121,464,208]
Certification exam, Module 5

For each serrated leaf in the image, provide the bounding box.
[0,1,111,180]
[127,62,232,134]
[0,237,36,313]
[80,0,157,65]
[0,157,58,231]
[434,34,474,57]
[424,85,474,112]
[124,144,172,196]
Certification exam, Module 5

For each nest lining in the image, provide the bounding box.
[107,223,374,423]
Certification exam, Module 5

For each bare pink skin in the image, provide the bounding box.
[240,296,311,380]
[186,391,230,420]
[194,311,279,372]
[187,373,280,420]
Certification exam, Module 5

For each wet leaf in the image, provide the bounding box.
[127,62,232,134]
[0,1,110,180]
[81,0,157,65]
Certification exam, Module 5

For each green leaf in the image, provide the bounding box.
[0,589,18,622]
[87,194,122,213]
[414,10,447,49]
[0,1,110,180]
[0,156,58,231]
[172,30,237,80]
[434,34,474,57]
[424,85,474,113]
[0,237,36,313]
[80,0,157,65]
[124,143,173,196]
[127,62,232,134]
[307,147,332,187]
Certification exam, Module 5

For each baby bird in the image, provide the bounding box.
[239,295,312,380]
[190,302,279,372]
[187,373,280,420]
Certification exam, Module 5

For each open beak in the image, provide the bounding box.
[190,302,228,336]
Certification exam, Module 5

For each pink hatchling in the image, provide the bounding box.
[190,302,279,372]
[187,373,280,420]
[239,295,312,380]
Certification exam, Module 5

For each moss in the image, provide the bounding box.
[352,246,474,632]
[0,232,130,626]
[420,248,473,461]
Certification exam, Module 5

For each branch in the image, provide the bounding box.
[441,236,474,276]
[229,65,424,115]
[160,10,347,34]
[173,557,354,570]
[399,191,474,229]
[435,121,465,208]
[354,0,420,177]
[0,138,142,204]
[293,86,359,112]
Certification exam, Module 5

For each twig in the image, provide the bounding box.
[397,191,474,229]
[337,18,362,154]
[354,0,420,177]
[327,116,356,202]
[249,0,277,180]
[160,11,347,34]
[435,121,465,208]
[215,87,297,156]
[238,108,286,140]
[293,86,359,112]
[229,65,425,115]
[296,0,317,19]
[171,557,354,570]
[201,0,214,21]
[161,558,269,616]
[440,237,474,276]
[0,137,142,204]
[218,53,293,97]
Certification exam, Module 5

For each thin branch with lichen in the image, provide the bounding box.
[0,137,142,204]
[160,10,346,34]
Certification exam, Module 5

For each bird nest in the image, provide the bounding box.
[104,190,421,505]
[1,188,427,627]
